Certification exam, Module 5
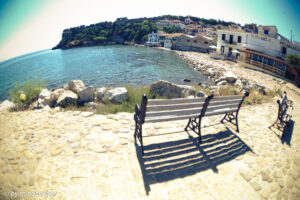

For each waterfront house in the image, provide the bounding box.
[216,26,300,83]
[174,34,214,53]
[159,33,184,49]
[145,31,160,46]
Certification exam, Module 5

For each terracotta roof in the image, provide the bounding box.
[217,29,248,34]
[160,33,184,38]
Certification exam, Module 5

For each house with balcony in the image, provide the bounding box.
[216,26,300,83]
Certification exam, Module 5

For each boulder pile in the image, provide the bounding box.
[177,52,258,90]
[150,80,195,98]
[31,80,129,110]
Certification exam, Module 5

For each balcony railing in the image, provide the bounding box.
[239,57,286,77]
[220,40,237,45]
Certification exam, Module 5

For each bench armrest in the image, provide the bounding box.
[135,104,140,116]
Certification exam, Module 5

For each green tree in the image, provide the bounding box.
[286,54,300,69]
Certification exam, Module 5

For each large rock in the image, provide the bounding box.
[224,71,237,83]
[95,87,106,101]
[57,90,78,107]
[104,87,128,104]
[39,88,51,99]
[150,80,194,98]
[44,88,65,107]
[0,100,15,111]
[32,98,50,110]
[78,86,95,103]
[67,80,85,94]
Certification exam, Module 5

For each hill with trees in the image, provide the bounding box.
[53,15,237,49]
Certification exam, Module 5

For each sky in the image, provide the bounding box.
[0,0,299,62]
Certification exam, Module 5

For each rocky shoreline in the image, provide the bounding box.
[0,79,203,112]
[176,51,268,92]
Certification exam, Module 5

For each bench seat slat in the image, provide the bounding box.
[208,99,242,107]
[148,97,206,105]
[145,113,200,123]
[146,107,203,118]
[147,102,205,112]
[210,95,243,102]
[205,108,238,117]
[206,103,240,112]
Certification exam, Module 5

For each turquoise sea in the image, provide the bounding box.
[0,45,210,101]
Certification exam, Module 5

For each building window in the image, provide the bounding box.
[268,59,274,66]
[204,41,208,44]
[278,63,287,71]
[221,46,224,54]
[264,30,269,35]
[258,56,262,62]
[222,34,226,40]
[228,47,232,56]
[253,54,258,61]
[194,40,197,43]
[229,35,233,44]
[282,47,287,54]
[187,39,190,42]
[238,36,242,43]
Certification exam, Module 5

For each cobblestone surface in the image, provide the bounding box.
[0,99,299,199]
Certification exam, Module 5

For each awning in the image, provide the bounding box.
[232,49,240,53]
[209,45,218,49]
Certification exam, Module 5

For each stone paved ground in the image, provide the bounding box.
[0,98,300,199]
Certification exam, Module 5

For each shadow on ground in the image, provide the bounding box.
[281,120,294,146]
[135,127,253,195]
[269,120,294,146]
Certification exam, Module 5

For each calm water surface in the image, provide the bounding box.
[0,45,211,101]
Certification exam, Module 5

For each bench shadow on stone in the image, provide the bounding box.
[269,120,294,146]
[135,127,253,195]
[281,120,294,146]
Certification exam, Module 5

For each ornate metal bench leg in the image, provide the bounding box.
[220,113,228,123]
[139,124,144,155]
[235,112,239,133]
[134,119,137,140]
[185,118,191,131]
[269,118,278,129]
[198,118,202,143]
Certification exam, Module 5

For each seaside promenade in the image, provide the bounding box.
[0,51,300,199]
[0,88,299,199]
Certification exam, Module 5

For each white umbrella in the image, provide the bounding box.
[209,45,218,49]
[232,49,240,53]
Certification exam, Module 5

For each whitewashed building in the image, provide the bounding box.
[145,31,160,46]
[216,26,300,82]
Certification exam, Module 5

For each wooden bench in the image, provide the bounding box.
[269,91,293,130]
[134,92,249,155]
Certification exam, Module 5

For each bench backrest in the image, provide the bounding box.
[205,95,245,116]
[137,92,249,124]
[144,96,211,123]
[277,91,289,120]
